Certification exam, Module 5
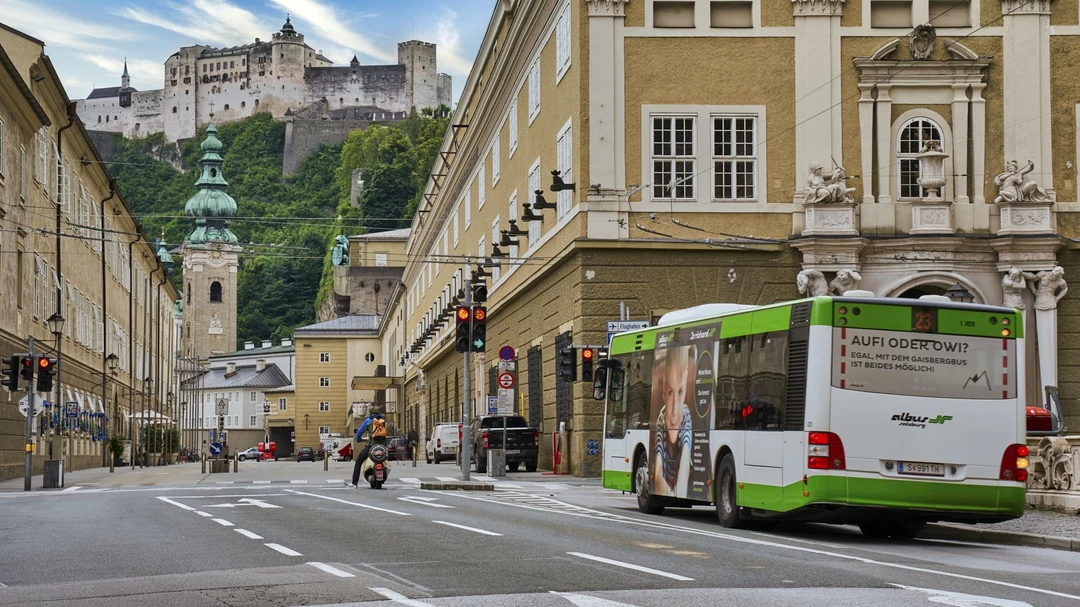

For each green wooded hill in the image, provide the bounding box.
[106,108,449,348]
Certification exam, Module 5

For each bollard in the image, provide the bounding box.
[201,454,206,474]
[233,452,238,473]
[323,451,329,471]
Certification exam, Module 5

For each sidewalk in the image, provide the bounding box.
[925,510,1080,552]
[0,461,212,491]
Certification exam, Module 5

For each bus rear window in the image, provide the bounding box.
[832,327,1016,399]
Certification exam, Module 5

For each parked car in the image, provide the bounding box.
[387,436,408,461]
[296,446,316,462]
[237,447,260,462]
[426,423,460,464]
[469,415,539,473]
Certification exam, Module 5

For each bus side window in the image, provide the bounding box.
[718,336,747,430]
[747,331,788,431]
[592,366,608,401]
[608,352,652,438]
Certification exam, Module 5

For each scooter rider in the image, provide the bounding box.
[348,412,387,487]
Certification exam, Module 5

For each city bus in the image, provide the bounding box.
[594,294,1028,538]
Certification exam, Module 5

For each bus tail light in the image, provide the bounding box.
[808,432,846,470]
[1000,444,1029,482]
[482,432,489,449]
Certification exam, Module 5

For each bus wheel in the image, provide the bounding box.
[635,452,664,515]
[716,454,746,529]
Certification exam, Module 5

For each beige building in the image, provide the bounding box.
[0,23,180,480]
[319,228,409,321]
[388,0,1080,476]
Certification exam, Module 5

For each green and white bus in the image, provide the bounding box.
[595,295,1028,538]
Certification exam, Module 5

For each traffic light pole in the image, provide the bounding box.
[461,264,472,482]
[24,338,36,492]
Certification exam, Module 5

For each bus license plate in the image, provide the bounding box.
[505,449,520,455]
[897,461,944,477]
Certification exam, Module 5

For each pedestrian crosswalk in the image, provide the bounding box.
[211,477,571,490]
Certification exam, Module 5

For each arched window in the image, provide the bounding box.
[210,281,222,302]
[897,117,943,200]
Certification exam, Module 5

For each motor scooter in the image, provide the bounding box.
[361,444,390,489]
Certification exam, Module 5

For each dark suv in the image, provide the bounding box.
[296,446,316,462]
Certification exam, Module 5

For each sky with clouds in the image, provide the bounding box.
[3,0,490,104]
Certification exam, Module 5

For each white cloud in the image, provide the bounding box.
[267,0,396,63]
[430,7,473,77]
[2,0,138,52]
[83,55,161,87]
[117,0,271,48]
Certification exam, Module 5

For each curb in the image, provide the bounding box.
[420,482,494,491]
[923,523,1080,552]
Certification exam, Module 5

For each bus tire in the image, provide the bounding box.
[635,451,664,515]
[716,454,746,529]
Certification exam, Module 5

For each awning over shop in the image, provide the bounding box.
[350,376,397,391]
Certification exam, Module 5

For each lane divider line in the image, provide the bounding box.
[431,520,502,536]
[284,490,411,516]
[370,587,434,606]
[264,543,302,557]
[234,529,263,540]
[212,518,234,527]
[566,552,693,581]
[308,562,355,578]
[156,497,196,511]
[194,511,213,518]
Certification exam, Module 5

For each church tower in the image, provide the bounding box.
[121,59,130,89]
[180,124,241,361]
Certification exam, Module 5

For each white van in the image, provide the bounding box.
[426,423,460,464]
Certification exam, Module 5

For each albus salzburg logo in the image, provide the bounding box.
[892,412,953,429]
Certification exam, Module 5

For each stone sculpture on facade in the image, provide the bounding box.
[331,235,350,267]
[909,24,936,60]
[796,269,830,297]
[1028,437,1075,492]
[1031,266,1068,311]
[803,162,855,204]
[994,160,1052,203]
[829,269,862,295]
[208,315,224,335]
[1001,267,1037,310]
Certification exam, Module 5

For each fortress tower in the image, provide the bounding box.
[180,124,241,360]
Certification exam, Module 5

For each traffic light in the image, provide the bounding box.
[455,306,472,353]
[36,357,56,393]
[1,355,21,391]
[580,348,595,383]
[19,357,34,382]
[470,306,487,352]
[558,346,577,382]
[473,283,488,304]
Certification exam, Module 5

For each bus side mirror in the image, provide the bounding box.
[609,368,626,403]
[592,367,608,401]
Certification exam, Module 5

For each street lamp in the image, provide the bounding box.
[105,352,119,472]
[46,313,65,339]
[944,283,975,303]
[166,391,174,465]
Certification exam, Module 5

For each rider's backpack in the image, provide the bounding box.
[371,417,387,438]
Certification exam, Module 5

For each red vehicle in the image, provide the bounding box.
[258,441,278,461]
[336,442,354,461]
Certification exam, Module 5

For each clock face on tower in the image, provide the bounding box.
[212,250,221,259]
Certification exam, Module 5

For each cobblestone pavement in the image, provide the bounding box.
[960,509,1080,539]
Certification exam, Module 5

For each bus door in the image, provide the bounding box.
[598,359,633,491]
[742,330,789,490]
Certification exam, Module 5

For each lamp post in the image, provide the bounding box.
[166,391,174,465]
[141,376,153,468]
[106,353,118,472]
[45,314,65,472]
[944,283,975,304]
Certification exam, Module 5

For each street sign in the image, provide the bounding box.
[65,402,79,418]
[497,389,514,414]
[606,320,650,333]
[17,396,43,418]
[587,439,600,456]
[215,399,228,416]
[499,345,516,361]
[498,360,515,372]
[498,372,515,389]
[487,395,498,414]
[209,442,223,456]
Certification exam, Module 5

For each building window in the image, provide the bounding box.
[223,104,229,111]
[320,352,330,362]
[652,115,696,200]
[556,121,573,219]
[241,101,246,108]
[655,1,696,27]
[712,116,757,201]
[508,101,518,158]
[453,210,460,246]
[375,252,388,266]
[478,162,486,209]
[19,146,26,200]
[278,397,287,411]
[555,4,571,82]
[319,401,330,412]
[32,254,40,320]
[929,0,970,26]
[249,415,257,426]
[508,191,519,261]
[491,139,500,186]
[319,377,330,387]
[711,1,754,27]
[870,0,913,27]
[0,118,5,177]
[897,117,943,200]
[491,217,501,282]
[250,391,257,402]
[528,57,540,124]
[319,425,330,435]
[528,159,541,244]
[464,192,472,228]
[210,281,222,302]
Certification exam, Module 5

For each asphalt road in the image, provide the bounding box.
[1,462,1078,606]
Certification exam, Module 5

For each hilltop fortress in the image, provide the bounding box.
[76,17,452,144]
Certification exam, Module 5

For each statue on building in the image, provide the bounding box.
[829,269,863,296]
[909,24,937,60]
[796,269,830,297]
[993,160,1052,204]
[1030,266,1067,311]
[331,235,350,267]
[208,315,224,335]
[803,162,855,204]
[1001,268,1036,310]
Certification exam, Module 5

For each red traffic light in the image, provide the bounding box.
[582,348,595,361]
[473,307,486,322]
[456,306,471,321]
[38,358,51,369]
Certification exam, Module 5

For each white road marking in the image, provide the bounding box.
[0,582,7,588]
[264,543,302,556]
[205,498,281,509]
[400,477,422,484]
[892,584,1034,606]
[748,531,839,549]
[431,520,502,536]
[285,489,411,516]
[253,480,271,484]
[435,476,459,482]
[492,483,524,489]
[61,486,81,492]
[397,496,454,509]
[370,587,434,606]
[211,518,234,527]
[234,529,263,540]
[156,497,196,511]
[215,481,234,485]
[550,591,639,606]
[194,511,213,517]
[567,552,693,581]
[289,480,308,484]
[307,562,355,578]
[170,494,290,499]
[442,491,1080,602]
[327,479,341,483]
